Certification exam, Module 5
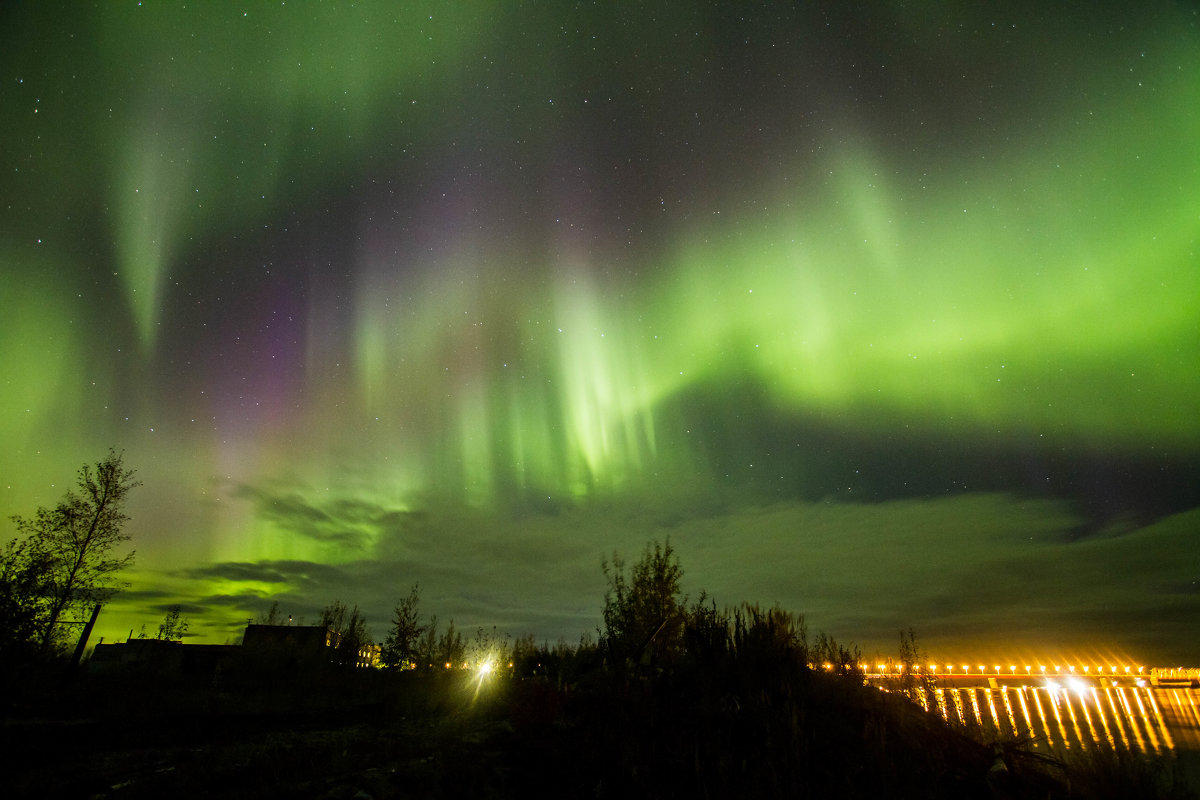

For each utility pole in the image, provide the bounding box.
[69,604,103,672]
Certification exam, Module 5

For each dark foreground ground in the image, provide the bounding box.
[3,664,1197,800]
[4,707,515,799]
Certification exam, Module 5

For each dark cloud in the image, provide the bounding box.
[197,593,278,610]
[229,481,424,550]
[180,559,349,587]
[660,376,1200,537]
[115,588,179,602]
[148,602,208,616]
[112,492,1199,663]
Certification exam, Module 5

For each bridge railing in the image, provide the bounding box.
[855,662,1151,679]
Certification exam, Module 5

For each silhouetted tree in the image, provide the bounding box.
[510,633,540,676]
[381,583,425,669]
[437,619,465,668]
[601,538,686,670]
[813,631,861,676]
[319,599,371,666]
[468,625,510,671]
[256,600,289,625]
[682,592,731,665]
[892,627,934,704]
[156,604,189,641]
[0,538,53,661]
[6,449,138,653]
[731,602,808,669]
[418,614,440,669]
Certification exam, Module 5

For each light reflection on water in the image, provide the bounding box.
[920,685,1200,754]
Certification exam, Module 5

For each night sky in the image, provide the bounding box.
[2,1,1197,664]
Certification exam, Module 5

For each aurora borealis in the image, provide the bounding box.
[2,2,1197,662]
